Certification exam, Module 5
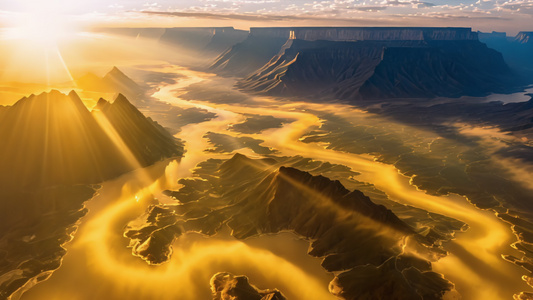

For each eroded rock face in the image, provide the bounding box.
[210,273,286,300]
[515,32,533,44]
[210,34,289,77]
[214,27,522,100]
[238,38,517,100]
[125,154,455,299]
[249,27,478,41]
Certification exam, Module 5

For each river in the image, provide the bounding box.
[20,64,531,300]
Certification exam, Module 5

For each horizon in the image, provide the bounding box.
[1,1,533,36]
[2,2,533,300]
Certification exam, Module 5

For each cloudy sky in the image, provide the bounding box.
[1,0,532,34]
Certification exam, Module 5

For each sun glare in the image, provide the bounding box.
[0,1,83,85]
[6,14,73,45]
[2,0,81,44]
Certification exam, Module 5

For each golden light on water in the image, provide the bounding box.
[1,20,532,300]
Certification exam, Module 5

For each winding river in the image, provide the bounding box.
[20,65,531,300]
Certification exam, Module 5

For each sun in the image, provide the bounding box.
[0,1,83,85]
[6,16,71,45]
[1,0,81,45]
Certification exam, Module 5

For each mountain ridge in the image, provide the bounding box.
[236,37,518,100]
[0,90,182,187]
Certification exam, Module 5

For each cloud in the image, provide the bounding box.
[383,0,436,7]
[352,6,389,11]
[496,0,533,13]
[141,10,396,22]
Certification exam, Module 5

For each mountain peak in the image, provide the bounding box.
[107,66,127,78]
[94,98,110,110]
[112,93,132,106]
[68,90,80,98]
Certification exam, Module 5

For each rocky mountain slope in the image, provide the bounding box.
[0,90,182,187]
[515,32,533,44]
[77,67,146,105]
[209,33,289,77]
[479,31,533,77]
[125,154,455,300]
[232,27,521,100]
[0,90,182,299]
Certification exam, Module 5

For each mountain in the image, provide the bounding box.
[209,30,291,77]
[0,90,182,299]
[94,94,179,166]
[203,28,251,57]
[479,31,533,77]
[234,27,521,100]
[160,27,248,58]
[96,27,248,60]
[211,27,478,78]
[77,67,146,104]
[211,273,286,300]
[0,90,182,187]
[125,154,454,299]
[477,31,507,41]
[515,32,533,44]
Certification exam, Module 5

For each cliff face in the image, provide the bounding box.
[210,34,289,77]
[212,27,482,79]
[515,32,533,44]
[250,27,478,41]
[477,31,507,40]
[359,40,512,99]
[238,37,515,100]
[237,40,386,97]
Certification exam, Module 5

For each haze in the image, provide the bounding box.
[1,2,533,300]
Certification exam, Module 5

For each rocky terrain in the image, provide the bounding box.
[515,32,533,45]
[0,90,182,299]
[230,27,522,100]
[210,272,286,300]
[125,154,457,299]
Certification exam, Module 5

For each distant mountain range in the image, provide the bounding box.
[209,27,525,100]
[97,27,248,59]
[77,66,146,105]
[478,31,533,77]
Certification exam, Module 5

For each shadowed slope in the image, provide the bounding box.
[0,90,182,299]
[125,154,454,300]
[0,90,182,187]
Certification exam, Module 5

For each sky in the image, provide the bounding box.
[0,0,532,35]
